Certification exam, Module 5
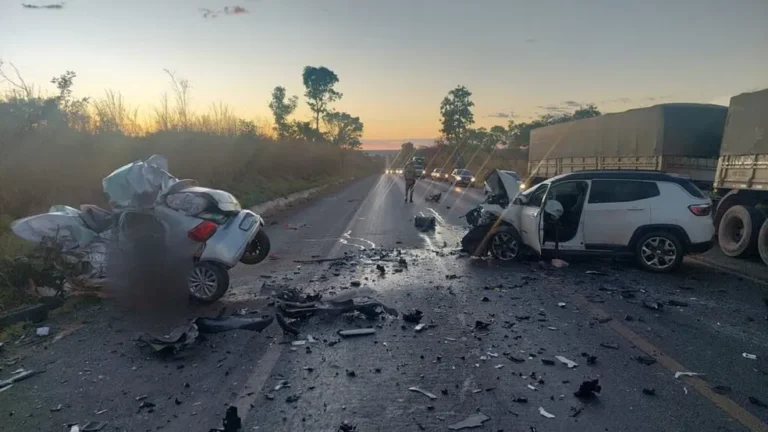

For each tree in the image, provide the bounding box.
[323,111,364,149]
[439,86,474,144]
[268,86,298,139]
[302,66,342,131]
[292,120,327,143]
[572,104,601,120]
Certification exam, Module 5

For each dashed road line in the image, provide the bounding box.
[572,294,768,432]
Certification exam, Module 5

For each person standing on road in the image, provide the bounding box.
[403,162,417,203]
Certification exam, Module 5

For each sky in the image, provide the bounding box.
[1,0,766,149]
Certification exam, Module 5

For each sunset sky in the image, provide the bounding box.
[1,0,766,149]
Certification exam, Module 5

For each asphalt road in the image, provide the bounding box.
[2,175,768,432]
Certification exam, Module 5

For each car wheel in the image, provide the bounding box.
[239,229,271,265]
[489,226,522,261]
[718,205,764,257]
[188,261,230,303]
[635,231,683,273]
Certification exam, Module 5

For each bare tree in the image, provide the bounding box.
[153,92,174,131]
[163,69,191,130]
[0,59,34,98]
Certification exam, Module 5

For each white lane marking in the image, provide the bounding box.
[343,230,376,249]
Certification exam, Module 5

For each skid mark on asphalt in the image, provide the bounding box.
[571,293,768,432]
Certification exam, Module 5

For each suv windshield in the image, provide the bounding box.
[456,170,472,176]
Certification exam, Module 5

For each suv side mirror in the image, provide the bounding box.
[544,200,564,221]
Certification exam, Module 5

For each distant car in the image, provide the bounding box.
[451,169,475,187]
[431,169,448,181]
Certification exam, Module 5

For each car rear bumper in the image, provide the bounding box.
[687,238,714,254]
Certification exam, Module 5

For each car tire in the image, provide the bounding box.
[757,219,768,266]
[239,229,271,265]
[188,261,230,303]
[634,231,684,273]
[489,226,523,261]
[718,205,764,257]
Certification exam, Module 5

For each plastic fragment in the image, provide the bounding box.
[408,387,437,400]
[674,371,704,379]
[448,413,490,430]
[555,355,578,368]
[538,407,556,418]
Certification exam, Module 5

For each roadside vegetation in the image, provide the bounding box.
[0,60,377,312]
[391,85,602,182]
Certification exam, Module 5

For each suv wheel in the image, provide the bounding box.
[489,226,522,261]
[635,231,683,273]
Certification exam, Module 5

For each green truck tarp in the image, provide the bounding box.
[529,104,728,161]
[720,88,768,156]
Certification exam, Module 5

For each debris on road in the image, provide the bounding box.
[551,258,569,268]
[414,216,436,232]
[636,355,657,366]
[337,328,376,337]
[402,309,424,323]
[674,371,704,379]
[742,352,758,360]
[642,388,656,396]
[414,323,427,332]
[574,379,601,399]
[712,385,732,395]
[425,192,442,203]
[585,270,607,276]
[209,406,242,432]
[538,407,556,418]
[278,293,398,320]
[35,327,50,336]
[570,406,584,418]
[138,322,199,354]
[79,421,107,432]
[338,421,357,431]
[448,413,490,430]
[541,358,555,366]
[276,313,300,336]
[667,299,689,307]
[474,320,491,330]
[285,394,300,403]
[581,352,597,365]
[408,386,438,400]
[194,315,274,334]
[1,368,43,392]
[555,355,578,368]
[600,342,619,350]
[557,302,566,308]
[376,264,386,275]
[749,396,768,408]
[643,301,664,311]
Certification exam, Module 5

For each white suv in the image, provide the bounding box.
[481,170,715,272]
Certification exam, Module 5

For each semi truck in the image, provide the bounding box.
[527,103,729,190]
[711,88,768,265]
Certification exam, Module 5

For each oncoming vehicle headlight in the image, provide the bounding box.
[471,177,476,182]
[519,183,527,190]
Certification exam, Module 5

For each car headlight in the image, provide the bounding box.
[519,183,526,190]
[471,177,476,182]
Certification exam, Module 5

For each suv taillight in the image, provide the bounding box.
[688,204,711,216]
[188,220,217,242]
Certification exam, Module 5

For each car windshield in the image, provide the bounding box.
[456,170,472,176]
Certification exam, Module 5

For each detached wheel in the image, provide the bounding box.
[240,229,271,265]
[635,231,683,273]
[718,205,764,257]
[489,226,523,261]
[757,219,768,266]
[188,262,230,303]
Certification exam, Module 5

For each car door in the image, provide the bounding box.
[581,179,659,248]
[519,183,549,254]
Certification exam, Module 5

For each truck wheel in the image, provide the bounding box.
[718,205,765,257]
[758,219,768,266]
[634,231,684,273]
[188,262,230,303]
